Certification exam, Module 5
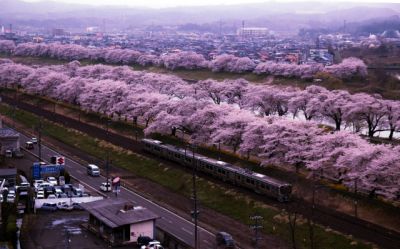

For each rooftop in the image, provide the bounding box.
[0,128,19,138]
[80,198,159,228]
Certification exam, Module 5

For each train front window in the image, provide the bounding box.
[279,185,292,195]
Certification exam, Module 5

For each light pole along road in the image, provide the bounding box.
[18,131,216,249]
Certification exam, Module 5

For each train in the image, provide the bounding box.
[141,138,292,202]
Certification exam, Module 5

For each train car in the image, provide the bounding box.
[141,138,292,202]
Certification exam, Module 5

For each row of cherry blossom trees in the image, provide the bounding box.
[0,60,398,200]
[0,60,397,139]
[0,40,368,79]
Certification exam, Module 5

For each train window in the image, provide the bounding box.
[237,175,241,180]
[246,178,250,183]
[175,154,180,158]
[251,180,255,185]
[261,183,265,189]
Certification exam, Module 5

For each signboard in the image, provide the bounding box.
[57,157,65,165]
[31,163,64,179]
[32,162,41,180]
[51,156,65,165]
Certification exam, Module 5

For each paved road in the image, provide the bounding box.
[19,132,215,249]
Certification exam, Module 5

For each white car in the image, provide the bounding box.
[38,182,52,189]
[31,137,38,144]
[57,202,73,211]
[47,194,57,199]
[100,182,112,192]
[141,241,164,249]
[37,191,45,199]
[33,180,44,189]
[7,192,15,203]
[47,177,58,186]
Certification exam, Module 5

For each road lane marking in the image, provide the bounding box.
[16,129,216,244]
[203,240,212,245]
[181,227,193,235]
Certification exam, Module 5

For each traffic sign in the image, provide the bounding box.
[57,156,65,165]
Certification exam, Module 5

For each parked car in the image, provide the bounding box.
[47,177,58,186]
[87,164,100,176]
[58,176,65,185]
[137,236,153,246]
[54,186,63,196]
[71,202,84,210]
[72,187,83,196]
[17,182,30,192]
[62,184,72,193]
[25,141,34,150]
[58,203,73,211]
[6,193,15,203]
[47,194,57,199]
[100,182,112,192]
[40,203,57,211]
[31,137,38,144]
[141,241,164,249]
[38,182,52,189]
[57,193,68,198]
[8,189,16,197]
[5,149,12,158]
[45,186,55,196]
[216,232,235,248]
[36,191,45,199]
[33,179,44,189]
[12,150,24,158]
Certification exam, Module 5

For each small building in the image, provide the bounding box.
[0,168,17,187]
[0,128,20,155]
[81,199,159,246]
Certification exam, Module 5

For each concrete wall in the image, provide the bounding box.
[34,196,103,208]
[130,220,154,242]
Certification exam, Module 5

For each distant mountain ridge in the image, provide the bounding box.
[0,0,398,32]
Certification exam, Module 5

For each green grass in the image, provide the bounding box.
[0,103,373,249]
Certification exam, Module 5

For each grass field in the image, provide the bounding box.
[0,103,374,249]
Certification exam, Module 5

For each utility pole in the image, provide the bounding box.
[250,215,263,249]
[38,117,42,162]
[106,119,110,193]
[354,178,358,218]
[191,144,199,249]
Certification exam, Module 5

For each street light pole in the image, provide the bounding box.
[191,144,198,249]
[38,117,42,162]
[106,119,110,193]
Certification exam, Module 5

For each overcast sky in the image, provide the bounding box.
[23,0,400,8]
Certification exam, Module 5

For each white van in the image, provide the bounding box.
[87,164,100,176]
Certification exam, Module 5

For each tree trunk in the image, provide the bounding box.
[335,119,341,131]
[389,128,394,140]
[288,211,298,249]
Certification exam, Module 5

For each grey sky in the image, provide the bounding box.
[23,0,400,8]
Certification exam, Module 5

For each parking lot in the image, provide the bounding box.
[3,151,126,249]
[21,210,132,249]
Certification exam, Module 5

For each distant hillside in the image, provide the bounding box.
[0,0,398,32]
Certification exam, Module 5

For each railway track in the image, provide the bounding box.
[2,94,400,249]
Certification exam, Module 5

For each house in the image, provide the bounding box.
[81,198,160,246]
[0,168,17,187]
[0,128,20,155]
